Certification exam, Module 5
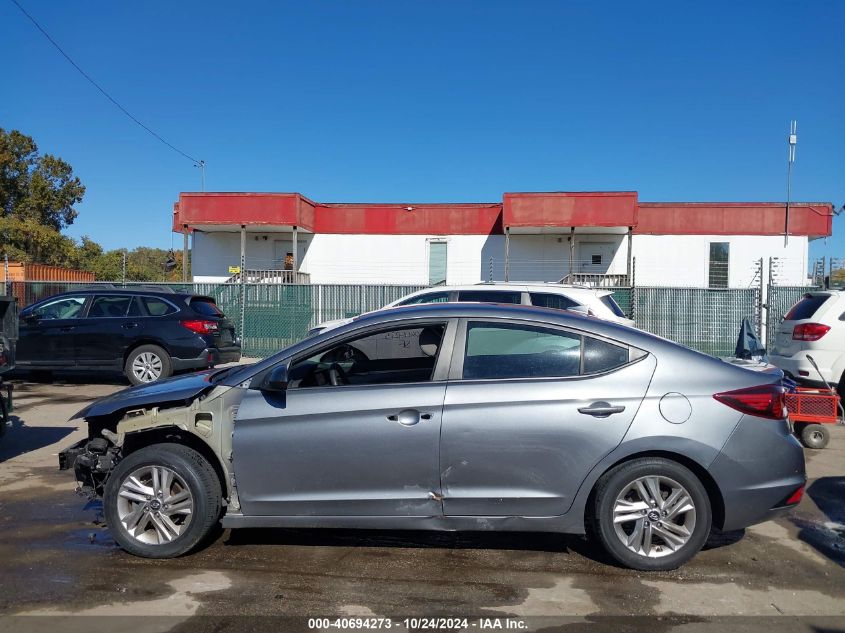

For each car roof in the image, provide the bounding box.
[29,288,213,303]
[404,284,610,297]
[353,302,644,345]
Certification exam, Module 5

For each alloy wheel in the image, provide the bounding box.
[116,465,194,545]
[132,352,163,383]
[612,475,696,558]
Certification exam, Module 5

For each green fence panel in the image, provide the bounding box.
[632,287,760,357]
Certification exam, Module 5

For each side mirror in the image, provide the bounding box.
[262,365,288,392]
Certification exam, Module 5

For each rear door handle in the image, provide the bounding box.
[122,322,139,329]
[59,326,75,332]
[578,401,626,418]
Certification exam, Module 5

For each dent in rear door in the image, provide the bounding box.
[440,354,656,516]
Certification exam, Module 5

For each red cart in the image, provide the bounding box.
[785,387,840,449]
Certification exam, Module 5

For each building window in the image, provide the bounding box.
[708,242,729,288]
[591,254,602,265]
[428,241,447,286]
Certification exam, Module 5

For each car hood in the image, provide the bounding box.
[71,371,216,420]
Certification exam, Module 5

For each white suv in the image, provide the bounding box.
[770,290,845,390]
[310,283,634,335]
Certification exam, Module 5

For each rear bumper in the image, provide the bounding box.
[172,346,241,371]
[710,415,806,531]
[770,352,835,385]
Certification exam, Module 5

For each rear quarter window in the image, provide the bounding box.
[529,292,579,311]
[190,298,225,317]
[785,294,830,321]
[143,297,177,316]
[600,295,627,318]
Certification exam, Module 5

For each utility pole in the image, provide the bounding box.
[196,160,206,192]
[785,120,797,246]
[121,250,127,286]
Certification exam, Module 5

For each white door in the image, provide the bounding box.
[578,242,614,274]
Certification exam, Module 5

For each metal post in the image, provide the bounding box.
[240,225,246,339]
[182,225,189,282]
[504,227,510,282]
[568,227,575,278]
[292,225,298,282]
[121,250,127,286]
[488,256,493,282]
[785,120,797,246]
[757,257,764,340]
[3,254,9,296]
[626,227,633,286]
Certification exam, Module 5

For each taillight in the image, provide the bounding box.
[785,484,805,506]
[713,384,786,420]
[792,323,830,341]
[180,319,219,334]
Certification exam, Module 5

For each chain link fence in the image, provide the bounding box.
[4,278,826,360]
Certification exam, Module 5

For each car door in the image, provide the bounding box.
[16,295,89,367]
[232,319,456,517]
[440,318,656,517]
[74,295,141,367]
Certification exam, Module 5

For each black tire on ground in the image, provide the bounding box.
[800,423,830,449]
[124,344,173,385]
[588,457,712,571]
[103,443,222,558]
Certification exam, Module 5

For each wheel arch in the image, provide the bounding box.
[588,450,725,530]
[121,428,230,501]
[123,339,172,365]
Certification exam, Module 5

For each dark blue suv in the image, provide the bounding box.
[16,288,241,384]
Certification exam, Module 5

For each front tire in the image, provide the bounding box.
[589,457,712,571]
[125,344,173,385]
[103,444,222,558]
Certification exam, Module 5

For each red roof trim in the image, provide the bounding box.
[172,192,833,238]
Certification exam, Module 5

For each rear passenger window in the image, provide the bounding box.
[463,322,581,380]
[143,297,176,316]
[463,322,632,380]
[457,290,521,304]
[785,294,830,321]
[529,292,579,311]
[87,295,132,318]
[583,337,629,374]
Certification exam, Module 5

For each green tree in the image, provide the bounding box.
[0,128,85,233]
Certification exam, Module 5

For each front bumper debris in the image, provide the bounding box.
[59,437,120,497]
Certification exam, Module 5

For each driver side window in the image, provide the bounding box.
[288,323,447,389]
[31,296,86,320]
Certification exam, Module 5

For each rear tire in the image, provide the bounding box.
[103,443,222,558]
[800,423,830,449]
[125,344,172,385]
[589,457,712,571]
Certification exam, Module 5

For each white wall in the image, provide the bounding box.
[191,230,809,287]
[632,234,808,287]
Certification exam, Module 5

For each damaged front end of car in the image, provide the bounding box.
[58,371,235,500]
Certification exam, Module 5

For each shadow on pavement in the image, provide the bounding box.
[0,415,76,464]
[791,477,845,567]
[224,527,579,553]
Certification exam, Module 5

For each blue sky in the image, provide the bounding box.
[3,1,843,258]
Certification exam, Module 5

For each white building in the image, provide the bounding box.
[173,191,832,288]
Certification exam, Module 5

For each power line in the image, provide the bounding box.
[9,0,203,166]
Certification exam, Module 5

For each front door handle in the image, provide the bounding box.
[59,326,75,332]
[578,401,626,418]
[122,322,139,329]
[387,409,431,426]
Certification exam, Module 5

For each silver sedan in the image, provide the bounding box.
[62,303,806,570]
